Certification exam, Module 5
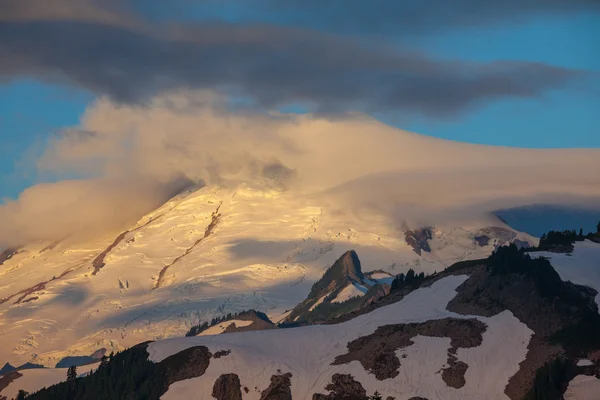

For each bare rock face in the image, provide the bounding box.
[404,227,433,255]
[0,371,22,394]
[334,318,485,381]
[363,283,391,306]
[447,247,600,400]
[441,356,469,389]
[312,373,367,400]
[284,250,367,324]
[160,346,212,386]
[213,349,231,359]
[260,372,293,400]
[212,374,243,400]
[474,235,490,247]
[0,248,20,266]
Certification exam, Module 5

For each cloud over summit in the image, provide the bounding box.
[0,91,599,247]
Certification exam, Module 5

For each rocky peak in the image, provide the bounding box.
[282,251,371,324]
[0,363,15,376]
[308,250,366,300]
[331,250,365,283]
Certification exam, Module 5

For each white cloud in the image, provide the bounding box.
[1,90,598,247]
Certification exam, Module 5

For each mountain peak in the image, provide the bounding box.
[282,250,369,324]
[332,250,364,283]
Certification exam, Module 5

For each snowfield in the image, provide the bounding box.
[565,375,600,400]
[0,183,534,369]
[148,275,533,400]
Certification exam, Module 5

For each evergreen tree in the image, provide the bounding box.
[67,365,78,381]
[99,355,108,368]
[597,221,600,233]
[369,391,383,400]
[16,390,29,400]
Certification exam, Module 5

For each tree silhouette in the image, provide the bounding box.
[368,391,383,400]
[67,365,78,381]
[16,390,29,400]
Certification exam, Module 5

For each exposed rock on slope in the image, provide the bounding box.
[0,249,20,266]
[0,183,536,369]
[0,371,22,396]
[282,250,389,324]
[312,373,367,400]
[259,372,293,400]
[212,374,242,400]
[404,227,433,255]
[11,244,600,400]
[333,318,486,382]
[0,364,15,377]
[446,245,600,399]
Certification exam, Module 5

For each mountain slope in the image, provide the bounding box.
[5,243,600,399]
[0,183,535,370]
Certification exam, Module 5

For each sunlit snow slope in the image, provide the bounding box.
[148,275,532,400]
[0,183,534,368]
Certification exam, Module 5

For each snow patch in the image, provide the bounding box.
[331,283,368,303]
[198,320,254,336]
[309,294,328,312]
[565,374,600,400]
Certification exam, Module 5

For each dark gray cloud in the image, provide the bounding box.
[137,0,600,35]
[0,0,595,117]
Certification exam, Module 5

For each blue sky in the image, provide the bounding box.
[0,2,598,201]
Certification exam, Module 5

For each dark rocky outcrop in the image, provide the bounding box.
[160,346,211,386]
[447,244,600,399]
[404,227,433,255]
[283,251,373,324]
[361,283,391,307]
[0,248,20,266]
[441,353,468,389]
[259,372,292,400]
[0,371,22,394]
[474,235,490,247]
[155,204,222,288]
[0,363,16,376]
[213,350,231,359]
[93,215,162,276]
[312,373,367,400]
[334,318,485,380]
[212,374,242,400]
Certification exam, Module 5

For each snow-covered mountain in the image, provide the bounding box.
[3,240,600,400]
[0,182,536,372]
